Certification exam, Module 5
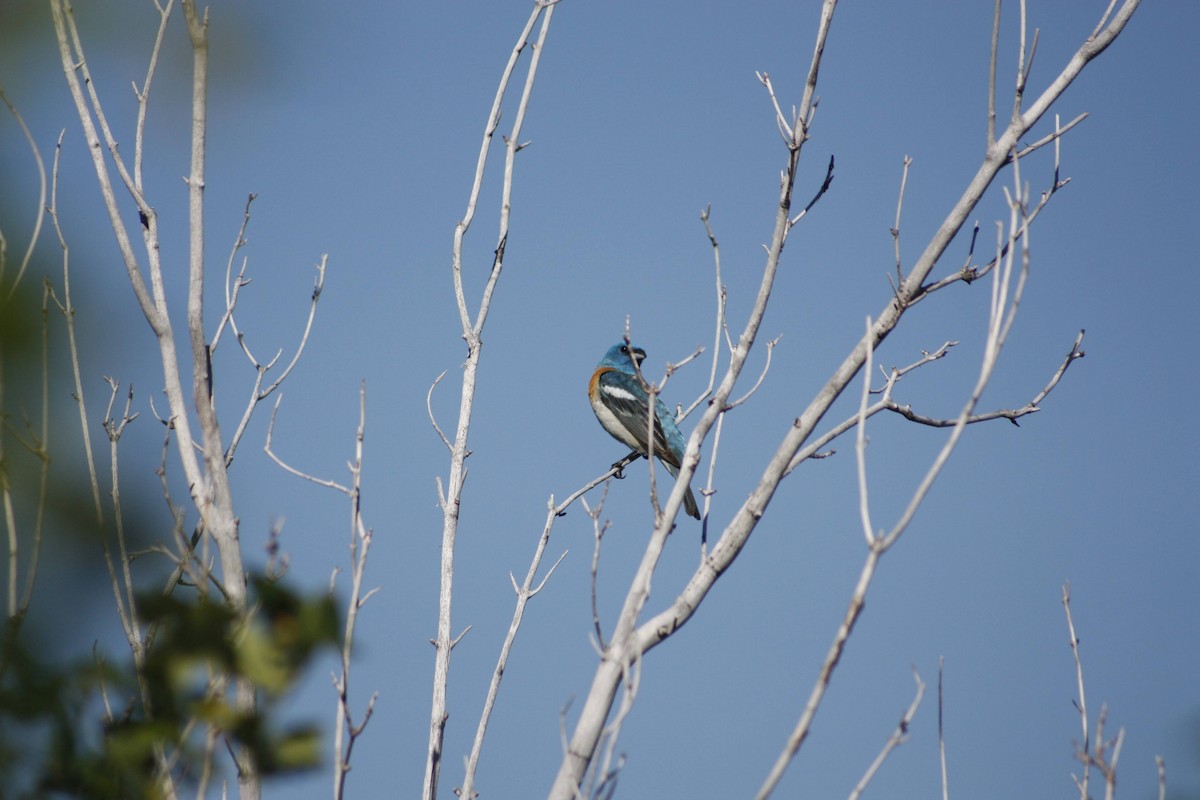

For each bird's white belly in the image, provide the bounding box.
[591,393,644,452]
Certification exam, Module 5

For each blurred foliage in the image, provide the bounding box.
[1,575,339,798]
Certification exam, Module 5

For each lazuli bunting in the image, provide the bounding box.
[589,343,701,519]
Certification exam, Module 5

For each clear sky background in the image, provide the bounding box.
[1,1,1197,798]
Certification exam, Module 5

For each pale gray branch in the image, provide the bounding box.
[426,5,558,796]
[0,91,47,297]
[846,669,925,800]
[891,155,912,283]
[460,494,569,797]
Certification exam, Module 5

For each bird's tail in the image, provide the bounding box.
[661,460,701,519]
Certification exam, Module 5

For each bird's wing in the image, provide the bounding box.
[653,399,688,470]
[598,370,681,469]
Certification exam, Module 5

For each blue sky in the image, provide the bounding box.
[2,1,1197,798]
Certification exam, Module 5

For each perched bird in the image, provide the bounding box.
[589,343,701,519]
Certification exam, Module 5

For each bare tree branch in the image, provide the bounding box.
[891,155,912,284]
[1064,581,1091,800]
[459,495,569,798]
[426,372,452,453]
[0,90,47,297]
[939,658,950,800]
[846,668,925,800]
[0,93,50,629]
[425,4,559,798]
[332,383,377,800]
[881,330,1083,429]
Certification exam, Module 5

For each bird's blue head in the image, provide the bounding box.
[597,342,646,373]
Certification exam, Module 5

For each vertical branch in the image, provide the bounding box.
[1013,0,1028,119]
[179,4,255,798]
[48,0,211,568]
[424,5,557,800]
[102,378,143,659]
[132,0,174,193]
[0,92,49,628]
[987,0,1000,146]
[854,317,876,546]
[179,0,242,593]
[333,383,378,800]
[450,3,547,335]
[587,653,642,798]
[0,360,16,619]
[45,139,132,645]
[891,156,912,284]
[1064,587,1128,800]
[18,285,51,618]
[103,381,181,800]
[0,300,51,624]
[938,658,949,800]
[264,389,378,800]
[47,138,179,800]
[478,2,556,331]
[1063,582,1090,800]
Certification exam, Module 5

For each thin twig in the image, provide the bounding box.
[333,383,378,800]
[1063,582,1090,800]
[586,495,610,650]
[756,71,796,146]
[0,92,50,625]
[855,318,877,546]
[426,372,452,452]
[846,668,925,800]
[221,224,327,466]
[588,654,641,800]
[459,491,568,798]
[0,91,47,297]
[45,137,133,642]
[938,657,949,800]
[789,154,836,228]
[264,397,350,493]
[1010,111,1087,160]
[891,156,912,284]
[786,342,957,473]
[726,337,779,410]
[987,0,1000,146]
[211,193,257,353]
[909,145,1070,304]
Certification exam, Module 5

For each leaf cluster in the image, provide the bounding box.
[0,576,339,799]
